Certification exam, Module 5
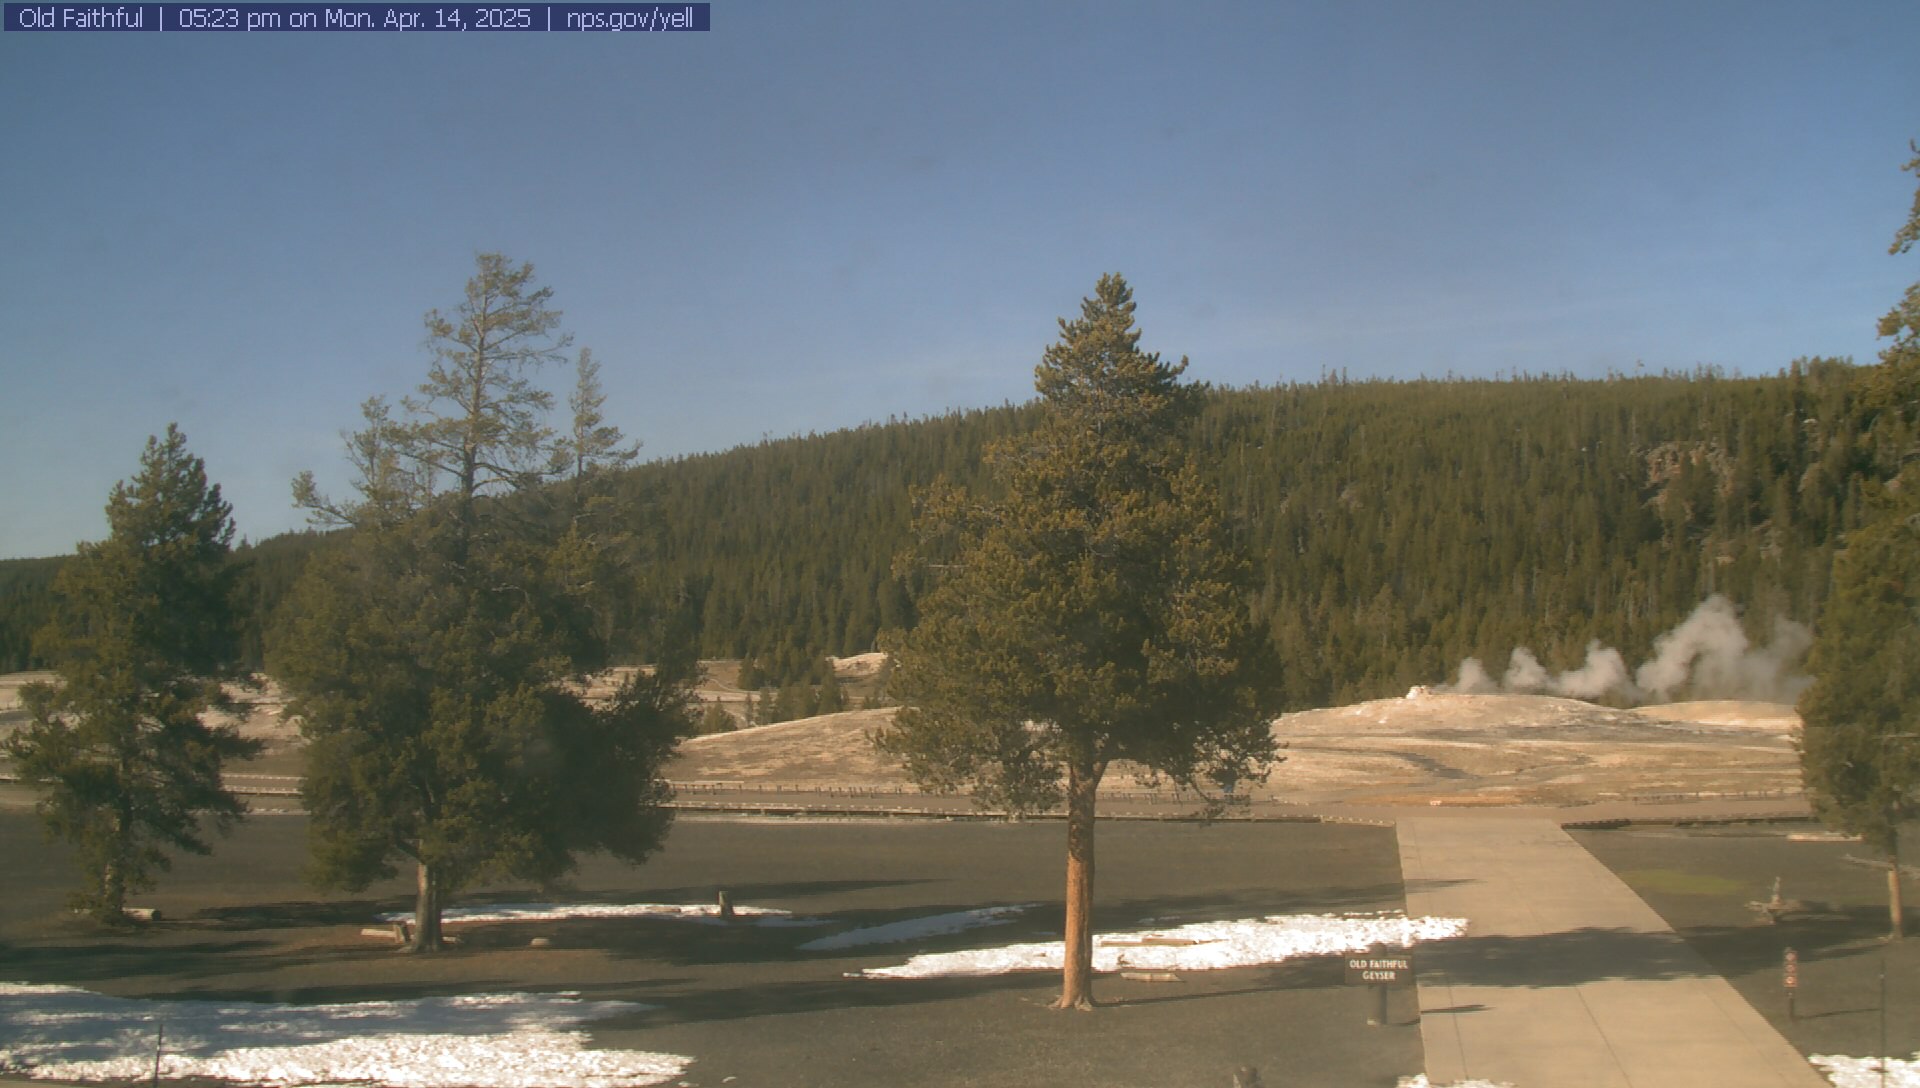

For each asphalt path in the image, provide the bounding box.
[1401,816,1828,1087]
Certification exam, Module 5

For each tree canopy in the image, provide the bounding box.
[1797,473,1920,937]
[5,425,260,920]
[879,275,1279,1008]
[273,254,686,952]
[1798,142,1920,939]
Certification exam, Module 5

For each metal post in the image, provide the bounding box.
[151,1019,164,1087]
[1880,954,1888,1088]
[1785,947,1798,1021]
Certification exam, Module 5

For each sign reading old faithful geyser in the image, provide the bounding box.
[1343,954,1413,985]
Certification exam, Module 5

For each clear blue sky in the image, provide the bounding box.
[2,1,1915,559]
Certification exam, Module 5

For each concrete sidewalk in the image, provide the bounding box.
[1398,816,1828,1087]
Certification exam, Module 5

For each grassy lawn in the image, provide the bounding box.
[1575,821,1920,1064]
[1,812,1424,1088]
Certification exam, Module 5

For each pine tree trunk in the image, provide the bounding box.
[98,859,126,923]
[411,860,444,952]
[1890,828,1905,941]
[1053,757,1102,1010]
[99,805,131,922]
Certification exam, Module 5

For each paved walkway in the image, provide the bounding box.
[1398,816,1829,1088]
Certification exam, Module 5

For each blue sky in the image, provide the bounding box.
[1,0,1915,559]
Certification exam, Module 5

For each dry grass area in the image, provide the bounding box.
[673,708,903,786]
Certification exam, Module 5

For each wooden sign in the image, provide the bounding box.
[1344,954,1413,985]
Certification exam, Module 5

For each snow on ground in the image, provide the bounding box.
[380,901,827,927]
[855,912,1467,979]
[798,905,1037,951]
[0,983,689,1087]
[1812,1053,1920,1088]
[1397,1078,1514,1088]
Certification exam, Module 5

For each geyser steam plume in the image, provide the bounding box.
[1442,596,1811,705]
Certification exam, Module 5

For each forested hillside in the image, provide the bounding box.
[0,361,1893,709]
[0,531,338,675]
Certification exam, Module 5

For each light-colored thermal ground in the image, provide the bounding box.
[668,687,1808,806]
[1260,688,1804,804]
[2,667,1807,807]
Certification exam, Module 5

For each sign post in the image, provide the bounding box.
[1344,953,1414,1026]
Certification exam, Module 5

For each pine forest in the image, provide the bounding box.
[0,360,1892,712]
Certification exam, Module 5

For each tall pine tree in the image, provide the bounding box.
[7,425,260,920]
[275,254,688,952]
[1797,474,1920,939]
[1799,144,1920,939]
[879,275,1279,1008]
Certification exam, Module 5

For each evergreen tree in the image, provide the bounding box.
[556,347,640,479]
[274,254,688,952]
[1800,144,1920,939]
[1797,472,1920,938]
[6,426,260,920]
[0,556,66,672]
[696,702,739,735]
[878,276,1279,1008]
[816,669,846,714]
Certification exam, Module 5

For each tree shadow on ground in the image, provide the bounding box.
[183,880,939,937]
[195,898,394,930]
[1100,960,1344,1008]
[0,938,289,986]
[1417,926,1709,987]
[1094,881,1417,927]
[124,977,528,1005]
[1682,904,1903,971]
[623,878,937,903]
[610,949,1382,1028]
[1402,876,1474,897]
[598,970,1062,1028]
[1416,912,1897,989]
[570,882,1419,969]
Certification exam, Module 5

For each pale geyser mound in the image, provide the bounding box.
[1270,688,1803,804]
[0,983,690,1088]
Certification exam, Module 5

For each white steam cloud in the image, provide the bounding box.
[1442,596,1810,705]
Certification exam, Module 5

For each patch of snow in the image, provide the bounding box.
[855,912,1467,979]
[0,983,689,1088]
[799,905,1037,951]
[1397,1077,1514,1088]
[379,901,826,927]
[1812,1053,1920,1088]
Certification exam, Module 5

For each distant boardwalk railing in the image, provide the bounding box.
[1618,788,1803,805]
[667,780,1235,804]
[4,771,1231,805]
